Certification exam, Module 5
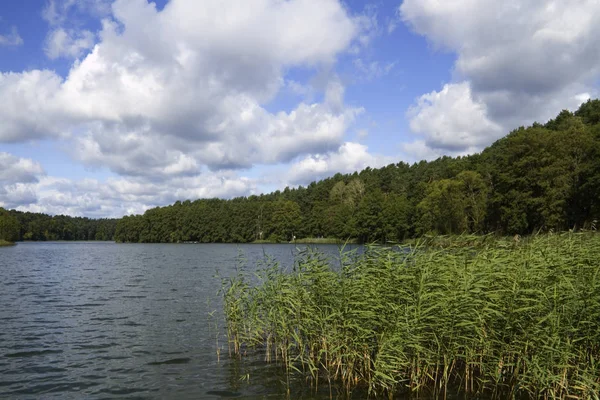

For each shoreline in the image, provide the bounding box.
[252,238,358,245]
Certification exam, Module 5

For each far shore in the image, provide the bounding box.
[0,240,16,247]
[252,237,358,245]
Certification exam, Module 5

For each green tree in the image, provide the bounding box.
[382,193,410,242]
[456,171,489,232]
[270,200,301,242]
[356,189,385,242]
[0,209,19,242]
[416,179,467,235]
[575,99,600,125]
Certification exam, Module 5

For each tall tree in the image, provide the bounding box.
[269,200,301,242]
[0,209,20,242]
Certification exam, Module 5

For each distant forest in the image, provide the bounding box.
[1,100,599,244]
[0,208,116,242]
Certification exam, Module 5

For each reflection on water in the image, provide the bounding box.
[0,242,360,399]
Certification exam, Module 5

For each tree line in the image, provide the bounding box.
[114,100,600,243]
[2,100,599,244]
[0,208,117,242]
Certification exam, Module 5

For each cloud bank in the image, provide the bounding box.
[0,0,378,216]
[401,0,600,155]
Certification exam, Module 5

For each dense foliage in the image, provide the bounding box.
[0,208,117,241]
[114,100,600,243]
[222,233,600,398]
[0,208,19,242]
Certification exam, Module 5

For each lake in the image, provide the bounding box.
[0,242,360,399]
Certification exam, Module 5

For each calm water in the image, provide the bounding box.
[0,242,359,399]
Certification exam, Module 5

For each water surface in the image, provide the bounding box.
[0,242,358,399]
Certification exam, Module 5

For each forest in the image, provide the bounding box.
[0,208,116,242]
[1,99,599,244]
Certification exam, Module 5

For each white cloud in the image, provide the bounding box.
[0,183,38,210]
[1,0,364,178]
[400,140,439,163]
[402,0,600,95]
[400,0,600,154]
[3,167,258,218]
[0,153,45,185]
[24,172,256,218]
[0,153,45,210]
[0,0,373,216]
[42,0,112,26]
[66,79,362,173]
[0,70,68,142]
[287,142,392,185]
[41,0,108,60]
[0,0,360,168]
[44,28,96,59]
[407,82,503,152]
[0,26,23,46]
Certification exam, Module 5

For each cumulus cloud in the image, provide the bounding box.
[407,82,503,152]
[400,0,600,154]
[0,153,45,210]
[0,26,23,46]
[2,0,363,177]
[0,153,45,185]
[0,0,395,216]
[0,70,68,142]
[287,142,392,185]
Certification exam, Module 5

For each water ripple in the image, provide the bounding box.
[0,241,357,399]
[5,350,63,358]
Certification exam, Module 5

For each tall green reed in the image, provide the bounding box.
[222,233,600,399]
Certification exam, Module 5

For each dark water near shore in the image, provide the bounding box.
[0,242,359,399]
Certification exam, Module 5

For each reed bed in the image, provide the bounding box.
[221,233,600,399]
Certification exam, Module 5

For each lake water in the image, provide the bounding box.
[0,242,360,399]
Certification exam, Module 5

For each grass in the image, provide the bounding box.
[0,239,15,246]
[221,233,600,399]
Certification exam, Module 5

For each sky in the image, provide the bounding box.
[1,0,599,218]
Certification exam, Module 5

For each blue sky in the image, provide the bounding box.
[1,0,599,217]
